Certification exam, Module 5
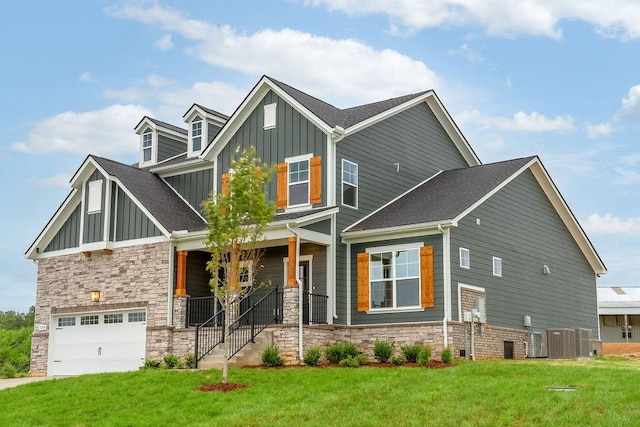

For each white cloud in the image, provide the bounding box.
[456,109,575,133]
[585,122,612,139]
[307,0,640,40]
[448,43,484,62]
[32,173,72,187]
[106,3,441,106]
[11,104,152,155]
[614,167,640,185]
[156,81,246,117]
[582,213,640,235]
[618,84,640,120]
[154,34,174,50]
[79,72,93,82]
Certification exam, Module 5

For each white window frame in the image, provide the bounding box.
[191,118,203,153]
[493,257,502,277]
[264,103,277,129]
[140,130,154,165]
[460,247,470,269]
[239,260,254,290]
[285,153,313,209]
[365,242,423,311]
[342,159,358,209]
[87,180,103,214]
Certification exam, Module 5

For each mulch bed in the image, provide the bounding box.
[198,382,248,392]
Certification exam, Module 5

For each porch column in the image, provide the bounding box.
[287,237,298,287]
[176,250,187,296]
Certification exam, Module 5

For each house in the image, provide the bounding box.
[598,287,640,344]
[27,75,606,376]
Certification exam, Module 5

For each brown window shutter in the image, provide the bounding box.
[357,252,370,312]
[310,156,322,204]
[221,173,230,194]
[420,246,434,308]
[277,162,288,209]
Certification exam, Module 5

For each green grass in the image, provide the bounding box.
[2,359,640,426]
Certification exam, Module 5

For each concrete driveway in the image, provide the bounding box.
[0,376,58,390]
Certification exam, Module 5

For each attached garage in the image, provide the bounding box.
[48,309,147,376]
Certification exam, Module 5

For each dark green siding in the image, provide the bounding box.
[450,170,598,332]
[44,203,81,252]
[158,135,186,162]
[217,91,327,205]
[183,250,212,297]
[83,170,104,244]
[302,219,331,235]
[335,102,471,324]
[113,187,162,241]
[164,168,213,216]
[350,236,443,325]
[208,123,223,143]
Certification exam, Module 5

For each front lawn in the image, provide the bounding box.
[2,359,640,426]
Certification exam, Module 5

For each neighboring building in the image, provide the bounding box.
[27,76,606,376]
[598,287,640,343]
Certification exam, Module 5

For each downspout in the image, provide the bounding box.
[286,223,304,360]
[443,316,448,349]
[438,224,450,350]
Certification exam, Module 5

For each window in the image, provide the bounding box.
[191,119,202,152]
[493,257,502,277]
[57,317,75,327]
[288,156,310,206]
[369,247,420,309]
[623,326,632,339]
[87,180,103,214]
[264,103,276,129]
[128,312,146,323]
[460,248,470,269]
[142,130,153,162]
[342,159,358,208]
[80,315,99,325]
[104,313,123,324]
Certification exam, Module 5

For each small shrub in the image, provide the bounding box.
[373,340,394,362]
[417,345,432,365]
[144,359,162,369]
[339,355,360,368]
[342,342,360,358]
[163,354,180,369]
[441,347,453,364]
[401,345,422,363]
[391,355,406,365]
[303,347,322,366]
[0,363,17,379]
[325,343,345,363]
[261,345,284,367]
[355,353,369,365]
[183,354,195,369]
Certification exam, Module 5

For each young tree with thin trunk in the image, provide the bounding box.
[202,146,276,383]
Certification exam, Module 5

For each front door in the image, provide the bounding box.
[300,260,311,324]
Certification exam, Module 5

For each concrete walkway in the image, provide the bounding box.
[0,376,58,390]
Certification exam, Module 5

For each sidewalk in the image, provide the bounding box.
[0,376,56,390]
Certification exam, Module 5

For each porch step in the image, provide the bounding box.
[198,330,274,370]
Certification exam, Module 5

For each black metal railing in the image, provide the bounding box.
[187,295,218,327]
[194,308,226,365]
[226,288,283,358]
[304,293,329,325]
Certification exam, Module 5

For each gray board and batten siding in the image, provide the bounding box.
[157,134,186,163]
[83,170,105,244]
[45,204,81,252]
[450,169,598,332]
[333,102,473,324]
[164,168,213,216]
[216,90,327,205]
[111,185,162,241]
[349,235,444,325]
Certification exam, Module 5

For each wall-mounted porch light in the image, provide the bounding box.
[90,290,101,302]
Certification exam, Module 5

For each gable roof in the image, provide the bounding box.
[343,156,606,275]
[134,116,187,136]
[91,156,206,233]
[201,76,480,166]
[347,157,535,231]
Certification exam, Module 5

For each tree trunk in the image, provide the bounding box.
[222,303,230,383]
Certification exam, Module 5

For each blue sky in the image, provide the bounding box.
[2,1,640,311]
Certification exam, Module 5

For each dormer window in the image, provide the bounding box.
[142,131,153,163]
[191,117,202,152]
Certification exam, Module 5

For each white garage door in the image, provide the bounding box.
[49,309,147,376]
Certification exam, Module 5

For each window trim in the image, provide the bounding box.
[365,242,423,311]
[285,153,313,210]
[87,180,103,214]
[341,159,358,209]
[460,247,470,269]
[264,103,277,129]
[140,129,155,165]
[493,256,502,277]
[190,118,203,153]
